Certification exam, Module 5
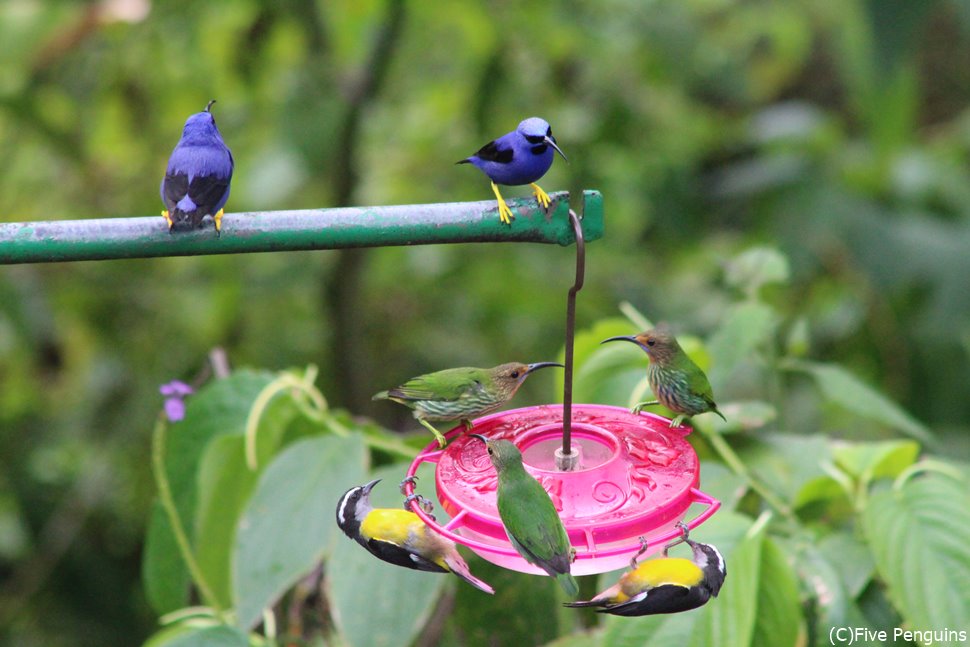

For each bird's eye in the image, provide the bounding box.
[510,371,520,378]
[646,339,656,346]
[487,447,493,455]
[546,126,552,136]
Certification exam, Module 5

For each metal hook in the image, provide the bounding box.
[557,207,585,470]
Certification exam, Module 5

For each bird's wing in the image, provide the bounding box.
[365,538,449,574]
[499,475,572,575]
[472,138,514,164]
[386,368,484,402]
[602,584,707,616]
[161,173,189,210]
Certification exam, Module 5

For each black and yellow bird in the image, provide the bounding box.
[336,479,494,594]
[564,523,725,616]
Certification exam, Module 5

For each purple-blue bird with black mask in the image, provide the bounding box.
[161,100,233,235]
[458,117,566,225]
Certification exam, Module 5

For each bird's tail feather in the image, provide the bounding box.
[562,599,602,609]
[444,554,494,595]
[372,391,389,401]
[557,573,579,597]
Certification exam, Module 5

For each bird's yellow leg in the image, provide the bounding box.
[669,415,687,429]
[490,182,515,224]
[161,210,174,230]
[631,400,659,415]
[461,419,474,432]
[419,419,448,448]
[530,183,552,209]
[213,209,224,236]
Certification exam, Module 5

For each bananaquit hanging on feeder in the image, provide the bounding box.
[403,210,720,576]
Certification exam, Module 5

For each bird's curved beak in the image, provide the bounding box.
[601,335,639,347]
[362,478,381,495]
[545,136,568,163]
[525,361,565,376]
[469,433,488,444]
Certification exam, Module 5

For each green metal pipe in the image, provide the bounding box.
[0,191,602,264]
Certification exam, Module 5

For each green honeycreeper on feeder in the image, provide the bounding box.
[602,326,726,428]
[470,434,579,597]
[373,362,563,448]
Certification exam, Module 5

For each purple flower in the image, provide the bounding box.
[160,380,194,422]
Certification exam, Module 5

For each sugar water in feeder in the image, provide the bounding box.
[403,403,720,576]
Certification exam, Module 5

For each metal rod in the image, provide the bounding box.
[558,207,587,469]
[0,191,603,264]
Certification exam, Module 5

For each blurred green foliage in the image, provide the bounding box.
[1,0,969,645]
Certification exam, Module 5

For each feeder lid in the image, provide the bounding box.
[405,404,720,576]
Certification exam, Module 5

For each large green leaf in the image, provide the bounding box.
[862,471,970,632]
[797,543,887,647]
[786,361,933,443]
[707,301,777,390]
[327,463,449,647]
[751,538,802,647]
[740,433,833,506]
[142,500,190,614]
[232,434,368,629]
[143,371,276,614]
[143,624,249,647]
[832,439,920,483]
[193,435,260,609]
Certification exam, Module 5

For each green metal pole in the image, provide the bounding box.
[0,191,603,264]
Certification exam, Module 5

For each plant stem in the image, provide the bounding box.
[699,425,795,520]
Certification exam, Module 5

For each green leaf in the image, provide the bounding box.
[863,471,970,632]
[832,439,920,483]
[785,361,933,443]
[233,434,368,629]
[751,538,802,647]
[193,435,259,609]
[328,465,448,647]
[142,371,276,614]
[707,301,777,390]
[143,624,249,647]
[142,500,190,614]
[742,433,833,506]
[796,544,887,647]
[817,532,875,599]
[723,247,790,295]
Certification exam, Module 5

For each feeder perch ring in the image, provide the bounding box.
[404,403,721,576]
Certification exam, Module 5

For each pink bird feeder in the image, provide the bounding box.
[403,404,719,575]
[402,210,720,576]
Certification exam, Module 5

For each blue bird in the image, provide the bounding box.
[161,100,234,235]
[458,117,566,225]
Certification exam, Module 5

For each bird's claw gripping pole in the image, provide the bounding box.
[555,208,585,472]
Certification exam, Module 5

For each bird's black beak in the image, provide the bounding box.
[601,335,639,346]
[205,99,217,113]
[362,478,381,495]
[469,434,488,444]
[545,136,568,163]
[525,361,564,376]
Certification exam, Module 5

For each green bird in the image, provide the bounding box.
[602,326,726,428]
[374,362,563,447]
[470,434,579,597]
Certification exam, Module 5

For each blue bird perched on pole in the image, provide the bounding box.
[161,100,234,235]
[458,117,566,225]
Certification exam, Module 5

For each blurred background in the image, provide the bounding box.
[1,0,969,645]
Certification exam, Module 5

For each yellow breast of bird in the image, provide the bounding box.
[618,557,704,600]
[360,508,425,544]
